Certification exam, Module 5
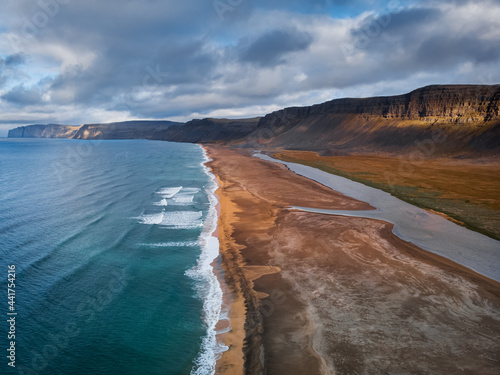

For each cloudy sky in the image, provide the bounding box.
[0,0,499,136]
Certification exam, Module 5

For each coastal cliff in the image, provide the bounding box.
[7,85,500,154]
[71,121,179,140]
[244,85,500,154]
[8,124,81,138]
[8,118,260,143]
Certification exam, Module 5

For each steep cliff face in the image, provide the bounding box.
[244,85,500,154]
[7,124,80,138]
[7,85,500,154]
[71,121,179,140]
[8,118,261,143]
[309,85,500,121]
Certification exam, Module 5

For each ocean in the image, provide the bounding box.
[0,138,226,374]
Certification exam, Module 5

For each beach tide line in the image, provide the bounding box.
[186,146,228,375]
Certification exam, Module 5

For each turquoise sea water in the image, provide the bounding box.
[0,138,225,374]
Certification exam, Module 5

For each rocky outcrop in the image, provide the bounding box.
[8,124,80,138]
[7,85,500,154]
[242,85,500,154]
[256,85,500,126]
[71,121,179,140]
[8,121,179,140]
[8,118,261,143]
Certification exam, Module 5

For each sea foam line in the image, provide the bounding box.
[139,241,198,247]
[153,198,168,206]
[157,186,183,198]
[135,210,203,229]
[187,147,228,375]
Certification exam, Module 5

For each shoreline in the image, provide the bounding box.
[212,176,246,374]
[204,145,500,374]
[205,145,373,374]
[189,146,231,375]
[200,146,247,375]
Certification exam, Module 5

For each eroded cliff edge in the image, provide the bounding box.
[7,124,81,139]
[8,118,261,144]
[8,84,500,155]
[242,84,500,154]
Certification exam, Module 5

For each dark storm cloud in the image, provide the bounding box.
[354,7,441,36]
[253,0,399,14]
[1,0,424,112]
[0,53,27,89]
[41,37,220,110]
[239,28,313,66]
[154,40,218,84]
[349,7,442,52]
[416,36,500,66]
[1,84,42,105]
[3,0,224,108]
[344,4,500,78]
[5,53,25,66]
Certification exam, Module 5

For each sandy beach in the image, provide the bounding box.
[207,146,500,375]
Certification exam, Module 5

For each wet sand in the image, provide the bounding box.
[206,146,500,375]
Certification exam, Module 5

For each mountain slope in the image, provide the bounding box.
[8,118,261,143]
[7,85,500,155]
[163,118,260,143]
[241,85,500,155]
[71,121,180,140]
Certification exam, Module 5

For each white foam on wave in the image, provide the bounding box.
[173,194,194,204]
[154,198,169,206]
[136,210,202,228]
[139,241,198,247]
[160,211,203,229]
[157,186,183,198]
[188,148,228,375]
[182,187,201,194]
[169,187,200,205]
[136,211,164,225]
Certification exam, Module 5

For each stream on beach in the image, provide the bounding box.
[256,153,500,282]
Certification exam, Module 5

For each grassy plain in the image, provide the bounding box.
[273,151,500,240]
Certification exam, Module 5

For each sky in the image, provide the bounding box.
[0,0,499,136]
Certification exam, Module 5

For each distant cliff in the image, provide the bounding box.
[242,85,500,154]
[7,85,500,154]
[71,121,179,140]
[8,124,81,138]
[164,118,260,143]
[8,118,260,143]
